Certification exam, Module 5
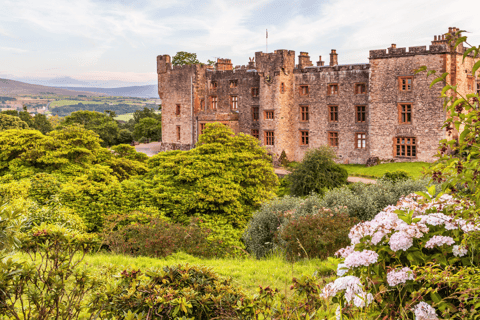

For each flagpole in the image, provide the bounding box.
[266,29,268,53]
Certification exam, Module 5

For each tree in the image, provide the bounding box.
[33,114,53,134]
[287,146,348,197]
[145,123,278,227]
[133,107,161,123]
[172,51,201,66]
[133,117,161,141]
[0,113,29,130]
[60,110,120,147]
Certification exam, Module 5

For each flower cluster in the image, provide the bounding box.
[386,267,414,287]
[452,245,468,257]
[320,276,373,308]
[344,250,379,269]
[424,235,455,249]
[413,301,438,320]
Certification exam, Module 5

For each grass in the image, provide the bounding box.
[83,251,338,296]
[49,99,105,108]
[114,112,134,121]
[339,162,431,179]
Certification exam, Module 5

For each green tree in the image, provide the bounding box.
[133,107,161,123]
[60,110,120,147]
[133,117,162,141]
[32,114,53,134]
[172,51,201,66]
[0,114,28,130]
[287,146,348,197]
[145,123,278,227]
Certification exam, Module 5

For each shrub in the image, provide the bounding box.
[104,217,224,258]
[276,211,359,261]
[319,178,439,221]
[288,146,348,197]
[380,170,410,183]
[101,264,254,319]
[28,173,62,205]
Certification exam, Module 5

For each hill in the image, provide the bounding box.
[54,85,158,98]
[0,78,103,96]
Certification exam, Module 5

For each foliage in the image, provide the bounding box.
[276,176,291,197]
[319,178,438,221]
[277,211,359,261]
[0,113,28,130]
[133,116,161,141]
[145,122,278,227]
[116,128,133,144]
[0,198,22,253]
[340,162,428,179]
[50,102,146,117]
[288,146,348,197]
[60,110,120,147]
[381,169,411,183]
[104,217,226,259]
[172,51,201,66]
[0,223,101,320]
[32,113,53,134]
[100,264,254,319]
[278,149,289,167]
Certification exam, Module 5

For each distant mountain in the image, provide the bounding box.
[54,85,158,98]
[0,78,104,96]
[36,76,91,86]
[9,76,156,89]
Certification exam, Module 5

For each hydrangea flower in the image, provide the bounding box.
[389,231,413,251]
[353,292,374,308]
[335,245,355,258]
[452,245,468,257]
[344,250,379,268]
[424,235,455,249]
[413,301,438,320]
[386,267,414,286]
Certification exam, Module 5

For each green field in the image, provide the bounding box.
[49,99,105,108]
[339,162,431,179]
[114,112,134,121]
[83,252,337,296]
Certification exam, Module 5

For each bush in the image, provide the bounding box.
[276,211,359,261]
[288,146,348,197]
[319,178,439,221]
[380,170,410,183]
[101,264,253,319]
[104,217,225,258]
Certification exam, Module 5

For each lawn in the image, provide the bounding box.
[339,161,431,179]
[114,112,134,121]
[83,251,338,296]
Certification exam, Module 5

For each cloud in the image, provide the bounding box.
[0,46,28,53]
[77,70,157,82]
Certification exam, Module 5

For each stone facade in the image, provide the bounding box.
[157,27,479,164]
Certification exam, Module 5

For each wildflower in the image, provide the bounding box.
[389,231,413,251]
[386,267,414,286]
[424,235,455,249]
[413,301,438,320]
[344,250,379,268]
[452,245,468,257]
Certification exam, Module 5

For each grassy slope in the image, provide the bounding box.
[114,113,134,121]
[50,100,105,108]
[83,252,338,296]
[339,162,431,179]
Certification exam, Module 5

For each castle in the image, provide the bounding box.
[157,27,479,164]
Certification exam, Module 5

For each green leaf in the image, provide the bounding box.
[463,47,478,62]
[428,185,436,197]
[454,36,467,50]
[459,128,470,143]
[430,291,442,303]
[414,66,427,74]
[430,72,448,88]
[473,60,480,76]
[427,70,437,77]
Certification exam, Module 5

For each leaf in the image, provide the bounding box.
[473,60,480,77]
[463,47,478,62]
[430,291,442,303]
[459,129,470,143]
[428,185,436,197]
[454,36,467,50]
[430,73,448,88]
[414,66,427,74]
[427,70,437,77]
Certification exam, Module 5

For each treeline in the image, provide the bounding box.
[0,97,16,102]
[51,103,152,117]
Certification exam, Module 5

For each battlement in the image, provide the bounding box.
[369,44,449,59]
[293,63,370,74]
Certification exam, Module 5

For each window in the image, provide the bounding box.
[355,132,366,149]
[265,131,274,145]
[300,105,309,121]
[210,96,218,109]
[230,80,238,88]
[251,87,259,97]
[328,84,338,95]
[281,82,285,93]
[354,83,366,94]
[299,85,309,95]
[467,76,474,91]
[398,103,412,124]
[230,96,238,110]
[356,105,366,123]
[200,99,205,111]
[252,129,259,139]
[264,110,274,120]
[175,104,181,116]
[394,137,417,158]
[328,132,339,147]
[210,81,218,89]
[176,126,181,141]
[329,105,338,122]
[252,106,259,121]
[399,76,413,91]
[300,130,309,146]
[200,123,205,135]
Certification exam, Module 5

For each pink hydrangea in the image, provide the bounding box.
[413,302,438,320]
[353,292,374,308]
[344,250,379,268]
[389,231,413,251]
[386,267,414,286]
[335,245,355,258]
[452,245,468,257]
[424,235,455,249]
[320,276,364,303]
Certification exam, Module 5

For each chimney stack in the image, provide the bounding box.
[329,49,338,66]
[316,55,325,66]
[391,44,397,48]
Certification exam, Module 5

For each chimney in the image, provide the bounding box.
[215,58,233,71]
[391,44,397,48]
[329,49,338,66]
[316,55,325,66]
[298,52,313,69]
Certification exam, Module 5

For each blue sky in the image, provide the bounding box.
[0,0,479,86]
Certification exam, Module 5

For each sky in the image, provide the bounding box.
[0,0,479,87]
